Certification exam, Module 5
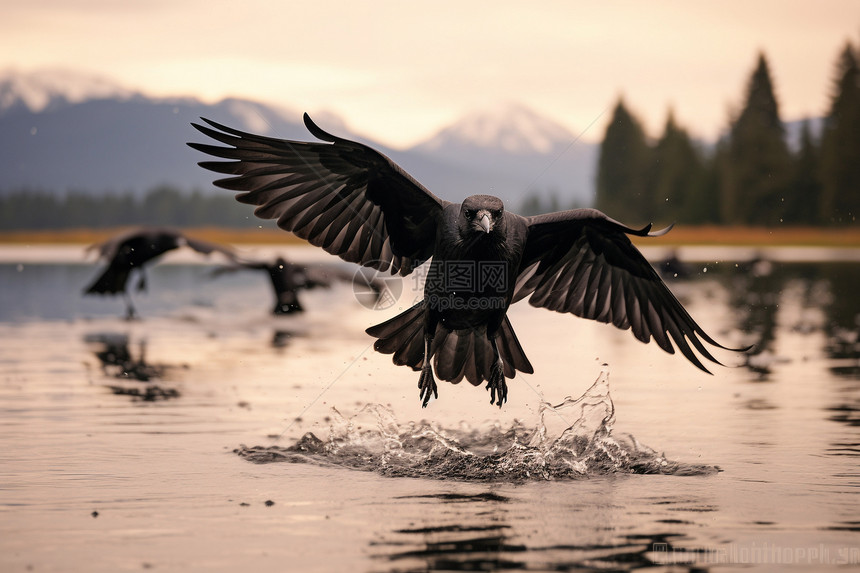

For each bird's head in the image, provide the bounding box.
[459,195,505,238]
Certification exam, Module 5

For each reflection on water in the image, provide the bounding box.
[371,491,726,571]
[1,251,859,572]
[823,263,860,379]
[377,493,521,571]
[712,262,860,452]
[84,331,182,401]
[0,261,273,322]
[105,383,180,401]
[271,329,295,348]
[85,332,166,381]
[715,261,860,380]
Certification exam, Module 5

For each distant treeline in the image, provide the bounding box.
[588,46,860,227]
[3,46,858,231]
[0,186,270,230]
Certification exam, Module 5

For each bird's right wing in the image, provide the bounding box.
[188,115,449,276]
[208,257,269,279]
[180,234,237,260]
[86,227,233,261]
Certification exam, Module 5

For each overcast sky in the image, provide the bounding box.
[3,0,858,147]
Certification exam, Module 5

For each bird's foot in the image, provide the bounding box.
[487,360,507,408]
[418,366,438,408]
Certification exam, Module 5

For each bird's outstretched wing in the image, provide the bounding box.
[188,115,449,276]
[513,208,745,373]
[86,227,234,261]
[85,227,148,261]
[180,234,237,260]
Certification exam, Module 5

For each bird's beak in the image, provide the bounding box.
[478,212,492,234]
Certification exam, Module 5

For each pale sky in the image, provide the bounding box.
[2,0,858,148]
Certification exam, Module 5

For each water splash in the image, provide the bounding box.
[236,368,719,480]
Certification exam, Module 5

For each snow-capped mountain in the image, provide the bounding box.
[0,69,309,134]
[411,103,597,205]
[0,68,139,116]
[0,68,597,209]
[417,102,576,155]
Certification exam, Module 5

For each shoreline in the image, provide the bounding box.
[0,225,858,248]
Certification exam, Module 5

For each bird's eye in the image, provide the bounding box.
[492,210,501,218]
[466,210,475,219]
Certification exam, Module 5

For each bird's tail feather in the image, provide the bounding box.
[366,303,534,385]
[366,301,427,370]
[432,317,533,385]
[498,316,534,376]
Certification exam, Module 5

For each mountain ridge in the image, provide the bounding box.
[0,69,597,208]
[414,102,578,155]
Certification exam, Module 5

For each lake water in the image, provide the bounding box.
[1,244,858,572]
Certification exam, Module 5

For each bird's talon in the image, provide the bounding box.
[487,361,507,408]
[418,366,437,408]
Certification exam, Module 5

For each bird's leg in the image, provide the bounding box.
[486,335,507,407]
[136,270,148,292]
[418,333,438,408]
[123,293,138,321]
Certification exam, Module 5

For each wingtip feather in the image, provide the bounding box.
[303,112,337,143]
[649,222,675,237]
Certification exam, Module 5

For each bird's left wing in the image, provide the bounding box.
[513,208,745,373]
[188,114,449,276]
[86,228,144,261]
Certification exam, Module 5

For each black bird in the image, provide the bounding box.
[213,255,385,315]
[189,114,747,407]
[84,227,236,319]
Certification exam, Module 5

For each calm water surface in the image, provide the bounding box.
[0,245,858,572]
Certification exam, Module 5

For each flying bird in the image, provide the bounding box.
[212,255,385,315]
[189,114,747,407]
[83,227,236,319]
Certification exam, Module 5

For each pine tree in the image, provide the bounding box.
[595,98,651,224]
[785,120,822,225]
[721,53,792,225]
[699,141,727,225]
[820,42,860,225]
[649,110,708,223]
